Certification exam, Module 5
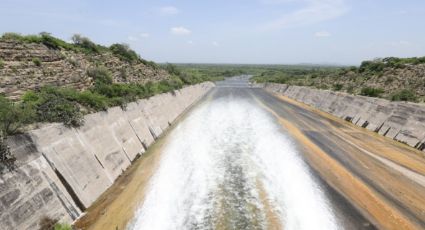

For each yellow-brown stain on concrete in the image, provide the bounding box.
[256,94,423,230]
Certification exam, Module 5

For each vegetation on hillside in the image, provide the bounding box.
[1,32,106,54]
[0,33,225,138]
[0,64,220,136]
[251,57,425,102]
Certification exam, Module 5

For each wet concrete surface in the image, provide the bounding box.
[207,76,425,229]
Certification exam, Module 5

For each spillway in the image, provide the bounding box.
[128,90,339,230]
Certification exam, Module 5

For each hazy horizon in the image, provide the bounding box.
[1,0,424,65]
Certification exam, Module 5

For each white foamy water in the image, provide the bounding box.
[128,95,339,230]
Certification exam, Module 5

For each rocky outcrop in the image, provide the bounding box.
[0,82,214,230]
[262,83,425,153]
[0,40,169,100]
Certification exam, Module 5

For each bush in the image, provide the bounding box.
[359,61,385,73]
[391,89,417,102]
[36,94,84,127]
[76,91,108,111]
[141,59,158,69]
[164,63,182,76]
[23,87,84,127]
[32,57,42,66]
[87,67,113,85]
[333,84,343,91]
[39,32,74,50]
[38,216,72,230]
[1,32,23,40]
[360,87,384,97]
[39,216,57,230]
[110,43,139,62]
[54,223,72,230]
[71,34,100,54]
[0,131,16,172]
[0,95,34,134]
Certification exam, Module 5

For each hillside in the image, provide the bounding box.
[251,57,425,103]
[0,33,169,100]
[0,33,223,137]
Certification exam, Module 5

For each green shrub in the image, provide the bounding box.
[1,32,23,40]
[141,59,158,69]
[359,61,385,73]
[0,95,35,135]
[36,94,84,127]
[360,87,384,97]
[76,91,108,111]
[38,216,72,230]
[54,223,72,230]
[333,84,343,91]
[165,63,182,76]
[71,34,100,54]
[391,89,417,102]
[32,57,42,66]
[39,32,74,50]
[110,43,139,62]
[67,58,79,67]
[25,87,84,127]
[38,216,57,230]
[87,67,113,85]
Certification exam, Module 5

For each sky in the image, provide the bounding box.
[1,0,424,65]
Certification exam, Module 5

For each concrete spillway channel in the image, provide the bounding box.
[76,76,425,230]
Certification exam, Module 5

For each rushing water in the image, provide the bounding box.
[128,93,339,230]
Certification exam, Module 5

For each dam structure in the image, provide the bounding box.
[1,77,425,230]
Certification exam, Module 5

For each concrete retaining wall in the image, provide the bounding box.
[0,82,214,229]
[262,83,425,152]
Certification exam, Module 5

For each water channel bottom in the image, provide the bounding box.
[128,95,339,230]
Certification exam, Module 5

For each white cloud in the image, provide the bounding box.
[212,41,220,47]
[160,6,179,15]
[314,30,331,37]
[388,41,411,47]
[187,40,194,44]
[140,33,150,38]
[170,26,192,35]
[264,0,348,30]
[128,35,139,41]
